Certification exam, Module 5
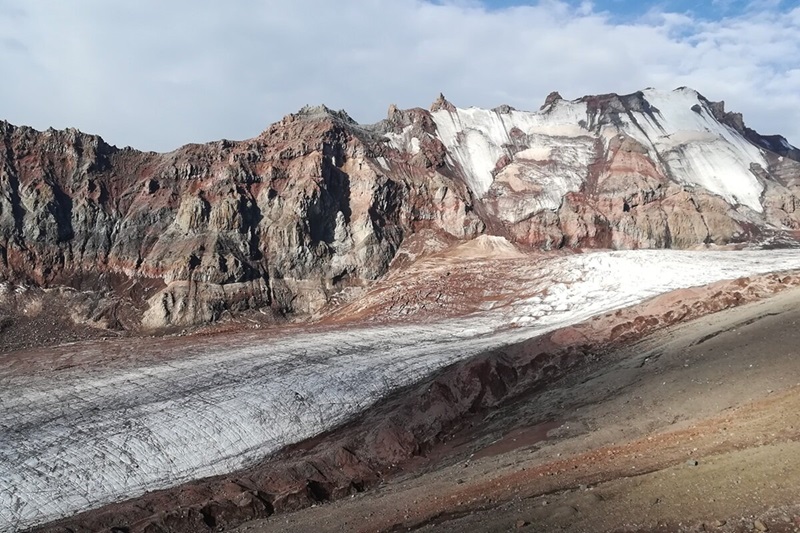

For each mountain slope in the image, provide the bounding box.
[0,88,798,330]
[385,87,800,248]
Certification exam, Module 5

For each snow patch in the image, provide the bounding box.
[516,146,552,161]
[385,125,421,155]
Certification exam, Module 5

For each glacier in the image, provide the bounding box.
[3,248,800,531]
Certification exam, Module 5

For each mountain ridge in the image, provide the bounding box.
[0,87,798,332]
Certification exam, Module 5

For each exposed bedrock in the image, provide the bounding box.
[0,111,480,329]
[1,87,799,328]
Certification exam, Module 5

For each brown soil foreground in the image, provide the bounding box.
[33,272,800,533]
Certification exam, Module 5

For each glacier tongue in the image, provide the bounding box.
[5,248,800,531]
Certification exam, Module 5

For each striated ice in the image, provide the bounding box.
[629,88,767,212]
[430,102,591,197]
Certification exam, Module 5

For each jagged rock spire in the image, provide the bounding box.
[430,93,456,113]
[541,91,563,110]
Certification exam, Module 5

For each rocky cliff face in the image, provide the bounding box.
[0,88,798,330]
[0,106,483,330]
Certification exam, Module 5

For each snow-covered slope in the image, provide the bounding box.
[430,102,590,199]
[4,248,800,531]
[424,88,779,214]
[624,88,767,212]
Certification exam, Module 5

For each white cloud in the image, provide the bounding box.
[0,0,798,151]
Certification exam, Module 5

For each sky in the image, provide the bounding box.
[483,0,777,20]
[1,0,799,152]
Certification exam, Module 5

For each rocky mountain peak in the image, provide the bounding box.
[492,104,516,114]
[540,91,563,110]
[293,104,357,124]
[703,99,746,132]
[430,93,456,113]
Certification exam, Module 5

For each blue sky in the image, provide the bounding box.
[482,0,791,19]
[1,0,799,150]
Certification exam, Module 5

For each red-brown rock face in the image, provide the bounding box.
[0,106,482,329]
[1,88,799,329]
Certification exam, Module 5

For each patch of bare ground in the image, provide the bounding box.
[32,271,800,533]
[0,287,122,353]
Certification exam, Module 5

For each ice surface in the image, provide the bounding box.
[491,133,597,220]
[515,146,552,161]
[3,249,800,531]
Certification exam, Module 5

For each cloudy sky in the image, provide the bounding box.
[1,0,798,151]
